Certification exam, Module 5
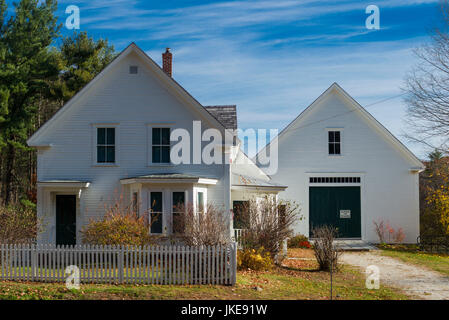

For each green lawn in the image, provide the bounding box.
[380,246,449,276]
[0,264,409,300]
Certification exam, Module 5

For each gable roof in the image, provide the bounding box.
[27,43,229,146]
[255,82,425,170]
[205,105,237,130]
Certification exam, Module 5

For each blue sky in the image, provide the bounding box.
[11,0,442,158]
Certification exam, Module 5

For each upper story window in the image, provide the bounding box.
[97,128,115,163]
[328,131,341,155]
[152,128,170,163]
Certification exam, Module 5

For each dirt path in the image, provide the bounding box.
[341,251,449,300]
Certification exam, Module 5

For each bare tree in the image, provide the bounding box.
[405,1,449,153]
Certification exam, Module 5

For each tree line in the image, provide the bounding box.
[0,0,115,206]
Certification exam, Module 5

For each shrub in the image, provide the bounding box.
[287,234,309,248]
[81,194,153,246]
[239,197,301,259]
[237,247,273,271]
[172,203,231,246]
[312,226,341,272]
[373,219,406,244]
[0,204,40,244]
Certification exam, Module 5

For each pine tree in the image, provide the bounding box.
[0,0,61,204]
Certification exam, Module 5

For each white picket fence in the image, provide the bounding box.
[0,243,237,285]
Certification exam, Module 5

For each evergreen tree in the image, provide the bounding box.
[0,0,60,204]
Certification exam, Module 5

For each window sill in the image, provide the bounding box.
[92,164,119,167]
[147,163,174,167]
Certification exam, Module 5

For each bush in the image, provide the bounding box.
[287,234,309,248]
[373,219,406,244]
[237,247,273,271]
[239,197,301,259]
[81,194,153,246]
[173,203,231,246]
[312,226,341,272]
[0,204,40,244]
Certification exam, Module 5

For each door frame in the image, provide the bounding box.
[305,172,366,240]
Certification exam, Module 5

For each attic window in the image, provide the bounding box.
[129,66,138,74]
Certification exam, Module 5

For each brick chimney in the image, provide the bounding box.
[162,48,172,77]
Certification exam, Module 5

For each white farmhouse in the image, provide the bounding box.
[27,43,283,245]
[28,43,423,245]
[256,83,424,243]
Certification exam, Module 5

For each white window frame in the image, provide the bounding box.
[147,123,174,166]
[194,187,207,214]
[92,123,120,166]
[326,128,343,157]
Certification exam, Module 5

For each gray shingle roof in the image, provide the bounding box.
[204,105,237,130]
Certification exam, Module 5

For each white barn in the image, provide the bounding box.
[256,83,424,243]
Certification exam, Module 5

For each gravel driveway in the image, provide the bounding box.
[341,251,449,300]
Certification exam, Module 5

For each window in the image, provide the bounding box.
[129,66,138,74]
[309,177,361,183]
[132,192,139,216]
[97,128,115,163]
[328,131,341,155]
[233,201,248,229]
[150,192,163,234]
[152,128,170,163]
[197,192,204,213]
[172,192,185,234]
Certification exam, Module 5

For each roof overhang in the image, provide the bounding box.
[231,184,287,193]
[121,177,218,185]
[410,167,425,173]
[37,181,90,188]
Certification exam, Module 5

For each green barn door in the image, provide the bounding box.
[309,187,361,238]
[56,195,77,245]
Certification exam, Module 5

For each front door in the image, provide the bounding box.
[309,187,361,238]
[56,195,76,245]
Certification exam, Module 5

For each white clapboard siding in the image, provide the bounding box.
[0,243,237,285]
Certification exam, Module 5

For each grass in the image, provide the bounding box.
[0,249,410,300]
[379,245,449,276]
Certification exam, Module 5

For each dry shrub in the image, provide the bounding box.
[373,219,405,244]
[0,204,40,244]
[312,226,341,272]
[239,198,301,258]
[82,194,153,246]
[173,203,231,246]
[237,248,273,271]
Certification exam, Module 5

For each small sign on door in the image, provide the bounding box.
[340,210,351,219]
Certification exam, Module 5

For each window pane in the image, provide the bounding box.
[106,146,115,162]
[172,192,185,210]
[161,146,170,163]
[329,143,335,155]
[151,192,163,212]
[334,131,340,142]
[106,128,115,145]
[335,143,341,155]
[152,146,161,163]
[97,146,106,163]
[197,192,204,212]
[328,131,334,143]
[233,201,248,229]
[97,128,106,144]
[152,128,161,145]
[151,212,162,234]
[161,128,170,145]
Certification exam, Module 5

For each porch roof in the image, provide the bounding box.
[231,173,287,192]
[37,180,91,188]
[120,173,218,185]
